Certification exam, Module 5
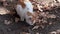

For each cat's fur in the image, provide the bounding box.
[16,0,34,25]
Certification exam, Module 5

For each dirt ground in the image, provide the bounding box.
[0,7,60,34]
[0,0,60,34]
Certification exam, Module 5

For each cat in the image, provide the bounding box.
[16,0,35,25]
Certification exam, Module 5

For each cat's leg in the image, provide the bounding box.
[19,14,24,21]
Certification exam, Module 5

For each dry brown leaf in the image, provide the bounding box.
[0,7,10,15]
[32,26,39,30]
[4,20,12,25]
[15,17,20,22]
[49,31,57,34]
